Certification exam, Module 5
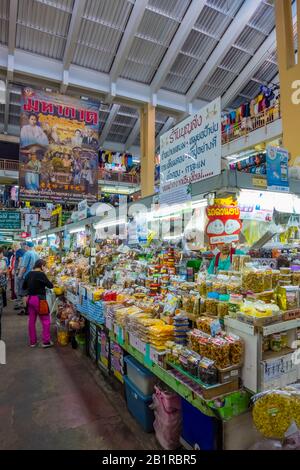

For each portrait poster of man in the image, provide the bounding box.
[19,87,100,203]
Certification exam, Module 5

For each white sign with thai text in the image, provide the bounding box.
[159,98,221,205]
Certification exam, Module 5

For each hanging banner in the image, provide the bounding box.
[266,146,289,192]
[206,204,242,245]
[19,87,99,203]
[159,98,221,205]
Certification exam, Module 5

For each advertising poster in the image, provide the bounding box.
[206,204,242,245]
[19,87,100,203]
[159,98,221,205]
[266,146,289,192]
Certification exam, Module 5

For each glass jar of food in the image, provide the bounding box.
[218,295,229,318]
[270,333,282,352]
[206,293,219,316]
[280,332,288,349]
[263,336,270,352]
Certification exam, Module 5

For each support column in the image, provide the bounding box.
[275,0,300,166]
[140,103,155,198]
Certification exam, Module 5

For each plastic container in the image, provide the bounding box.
[124,375,154,432]
[124,355,156,396]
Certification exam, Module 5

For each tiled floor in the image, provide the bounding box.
[0,301,159,450]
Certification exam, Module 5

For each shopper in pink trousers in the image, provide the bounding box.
[23,259,54,348]
[27,295,51,346]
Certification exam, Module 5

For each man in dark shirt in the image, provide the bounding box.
[14,243,26,311]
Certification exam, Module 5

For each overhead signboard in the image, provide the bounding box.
[0,211,21,230]
[19,87,99,204]
[159,97,221,205]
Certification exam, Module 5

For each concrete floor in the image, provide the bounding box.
[0,300,159,450]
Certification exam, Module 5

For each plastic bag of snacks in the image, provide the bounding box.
[251,387,300,439]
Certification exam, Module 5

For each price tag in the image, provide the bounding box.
[210,319,222,337]
[87,290,93,301]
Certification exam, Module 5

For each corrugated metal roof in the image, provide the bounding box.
[118,105,139,117]
[181,29,218,61]
[106,132,129,144]
[35,0,74,13]
[220,47,252,73]
[0,18,8,44]
[235,25,266,55]
[155,111,168,124]
[0,0,8,44]
[16,0,72,59]
[114,114,136,127]
[197,84,222,102]
[137,9,179,46]
[83,0,133,30]
[147,0,191,21]
[162,73,194,94]
[249,1,275,35]
[208,67,236,90]
[194,5,232,39]
[206,0,244,16]
[253,60,278,83]
[240,80,261,98]
[16,24,67,59]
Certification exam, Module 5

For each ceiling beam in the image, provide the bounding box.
[60,0,86,93]
[186,0,262,103]
[0,45,201,114]
[125,118,140,150]
[150,0,206,93]
[99,104,120,146]
[109,0,148,84]
[155,117,175,150]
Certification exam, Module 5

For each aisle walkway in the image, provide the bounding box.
[0,301,158,450]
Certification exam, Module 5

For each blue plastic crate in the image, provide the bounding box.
[123,375,154,433]
[181,399,221,450]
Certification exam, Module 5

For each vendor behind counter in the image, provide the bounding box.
[208,244,244,275]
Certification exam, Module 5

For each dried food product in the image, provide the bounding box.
[198,358,218,385]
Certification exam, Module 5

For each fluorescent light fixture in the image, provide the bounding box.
[69,228,85,234]
[94,218,127,230]
[147,199,207,221]
[163,234,183,240]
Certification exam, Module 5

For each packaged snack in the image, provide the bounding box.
[198,358,218,385]
[218,295,229,318]
[206,292,219,316]
[272,270,280,289]
[277,286,299,311]
[210,337,230,368]
[252,388,300,439]
[196,316,214,335]
[225,334,244,365]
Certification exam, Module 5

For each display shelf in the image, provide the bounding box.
[262,347,294,361]
[108,330,250,421]
[224,317,255,336]
[262,319,300,336]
